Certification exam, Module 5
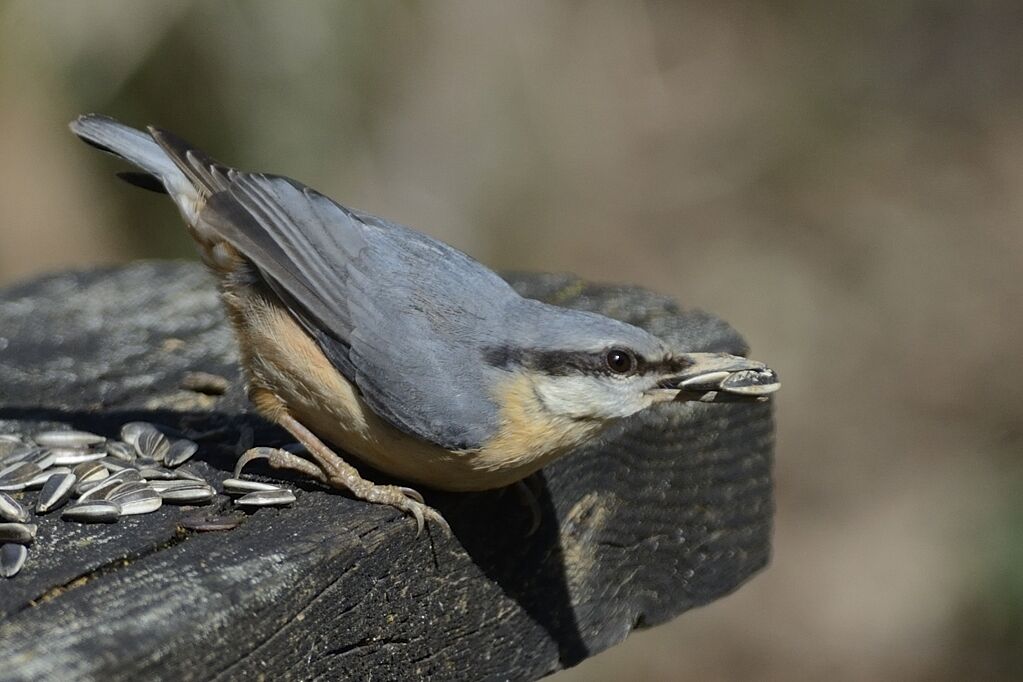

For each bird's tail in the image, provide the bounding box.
[69,114,201,222]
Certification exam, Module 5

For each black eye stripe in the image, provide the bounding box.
[484,345,659,377]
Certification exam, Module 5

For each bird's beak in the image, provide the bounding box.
[658,352,780,402]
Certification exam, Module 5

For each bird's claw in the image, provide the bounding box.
[397,486,424,504]
[355,483,448,536]
[235,446,327,483]
[233,446,272,477]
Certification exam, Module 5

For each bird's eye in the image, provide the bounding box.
[605,348,636,374]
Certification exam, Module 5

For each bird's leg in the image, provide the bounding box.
[236,413,448,535]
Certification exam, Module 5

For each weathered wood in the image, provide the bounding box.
[0,262,774,681]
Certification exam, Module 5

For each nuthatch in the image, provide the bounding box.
[70,114,779,532]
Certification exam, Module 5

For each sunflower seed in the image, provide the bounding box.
[98,457,133,473]
[222,478,285,495]
[37,472,77,513]
[107,468,143,485]
[33,430,105,449]
[110,487,162,515]
[135,429,170,461]
[72,461,109,484]
[0,461,39,482]
[0,493,29,523]
[235,489,296,507]
[178,513,243,532]
[164,439,198,467]
[156,481,215,505]
[172,466,205,482]
[0,435,23,443]
[1,543,27,577]
[0,462,45,491]
[62,500,121,523]
[75,477,110,498]
[78,469,142,501]
[24,466,72,490]
[26,449,57,470]
[50,448,106,466]
[139,466,180,481]
[104,440,136,462]
[0,441,30,460]
[148,479,185,491]
[0,523,37,544]
[103,480,148,500]
[120,422,159,446]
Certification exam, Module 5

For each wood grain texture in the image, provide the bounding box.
[0,262,774,681]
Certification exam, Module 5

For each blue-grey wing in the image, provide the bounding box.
[199,173,511,450]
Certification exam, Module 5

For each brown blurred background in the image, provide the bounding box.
[2,1,1022,679]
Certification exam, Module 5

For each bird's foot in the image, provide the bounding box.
[344,479,449,536]
[235,415,448,536]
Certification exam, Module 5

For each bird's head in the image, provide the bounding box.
[486,303,779,426]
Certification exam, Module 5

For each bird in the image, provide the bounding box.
[69,114,779,534]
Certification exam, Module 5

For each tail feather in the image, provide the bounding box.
[147,125,232,194]
[70,115,180,181]
[70,114,200,220]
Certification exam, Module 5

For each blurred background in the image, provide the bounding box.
[2,1,1021,679]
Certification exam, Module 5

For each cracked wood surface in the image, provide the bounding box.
[0,262,774,681]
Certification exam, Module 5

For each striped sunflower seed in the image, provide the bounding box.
[102,480,148,500]
[138,466,178,481]
[77,469,141,501]
[0,460,39,482]
[138,466,180,482]
[49,448,106,466]
[26,449,57,470]
[104,440,136,462]
[98,457,133,473]
[235,489,296,507]
[62,500,121,523]
[37,472,77,513]
[120,422,159,446]
[155,481,215,505]
[0,462,47,491]
[72,461,109,484]
[135,429,170,462]
[33,430,105,449]
[109,487,162,516]
[172,466,205,482]
[0,493,29,523]
[0,522,37,544]
[222,478,286,496]
[0,443,34,462]
[0,543,27,577]
[24,466,72,490]
[164,439,198,467]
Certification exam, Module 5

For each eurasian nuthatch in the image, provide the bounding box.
[70,114,779,532]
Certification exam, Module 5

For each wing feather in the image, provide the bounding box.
[197,174,511,450]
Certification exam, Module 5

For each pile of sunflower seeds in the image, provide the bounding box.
[0,424,295,579]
